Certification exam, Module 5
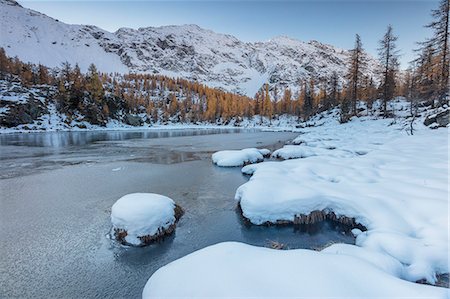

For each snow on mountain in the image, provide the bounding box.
[1,0,379,96]
[0,0,127,73]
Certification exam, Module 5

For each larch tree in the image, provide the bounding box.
[346,34,367,116]
[414,44,438,101]
[263,83,273,119]
[378,25,400,116]
[422,0,449,105]
[326,71,340,110]
[302,79,314,120]
[86,63,104,103]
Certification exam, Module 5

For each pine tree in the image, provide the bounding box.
[378,25,400,116]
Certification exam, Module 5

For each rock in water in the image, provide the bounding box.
[111,193,183,246]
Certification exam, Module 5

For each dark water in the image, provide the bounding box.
[0,129,356,298]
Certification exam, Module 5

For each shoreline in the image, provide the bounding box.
[0,123,304,135]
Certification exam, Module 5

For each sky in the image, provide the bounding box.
[20,0,438,69]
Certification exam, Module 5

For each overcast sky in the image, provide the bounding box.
[20,0,439,68]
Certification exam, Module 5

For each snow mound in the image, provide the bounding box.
[143,242,448,298]
[212,148,270,167]
[235,115,449,284]
[111,193,181,246]
[272,145,318,159]
[272,144,355,160]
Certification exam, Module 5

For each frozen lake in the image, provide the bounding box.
[0,129,356,298]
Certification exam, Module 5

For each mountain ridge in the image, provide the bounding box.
[2,0,379,96]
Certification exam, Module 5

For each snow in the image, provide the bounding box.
[143,242,449,299]
[0,0,127,74]
[143,103,448,296]
[0,0,379,96]
[236,107,449,284]
[111,193,177,246]
[212,148,270,167]
[272,144,318,159]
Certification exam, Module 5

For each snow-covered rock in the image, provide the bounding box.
[272,145,318,159]
[142,242,449,298]
[111,193,182,246]
[235,113,449,284]
[0,0,379,96]
[212,148,270,167]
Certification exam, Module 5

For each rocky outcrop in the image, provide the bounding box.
[0,97,47,127]
[424,109,449,128]
[124,114,143,126]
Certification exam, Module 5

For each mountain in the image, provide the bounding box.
[1,0,379,96]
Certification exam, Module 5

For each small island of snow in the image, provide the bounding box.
[212,148,270,167]
[111,193,183,246]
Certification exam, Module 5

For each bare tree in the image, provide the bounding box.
[378,25,400,116]
[422,0,449,105]
[346,34,367,116]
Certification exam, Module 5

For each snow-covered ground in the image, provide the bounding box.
[143,242,449,298]
[237,102,449,285]
[144,99,449,296]
[111,193,179,246]
[212,148,270,167]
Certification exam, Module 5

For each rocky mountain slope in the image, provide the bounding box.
[1,0,379,96]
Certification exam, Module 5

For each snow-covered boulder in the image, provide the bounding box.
[423,107,449,128]
[142,242,448,298]
[272,145,317,159]
[111,193,183,246]
[212,148,270,167]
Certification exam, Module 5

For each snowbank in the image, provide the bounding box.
[111,193,182,246]
[212,148,270,167]
[236,113,449,284]
[272,144,318,159]
[143,242,448,298]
